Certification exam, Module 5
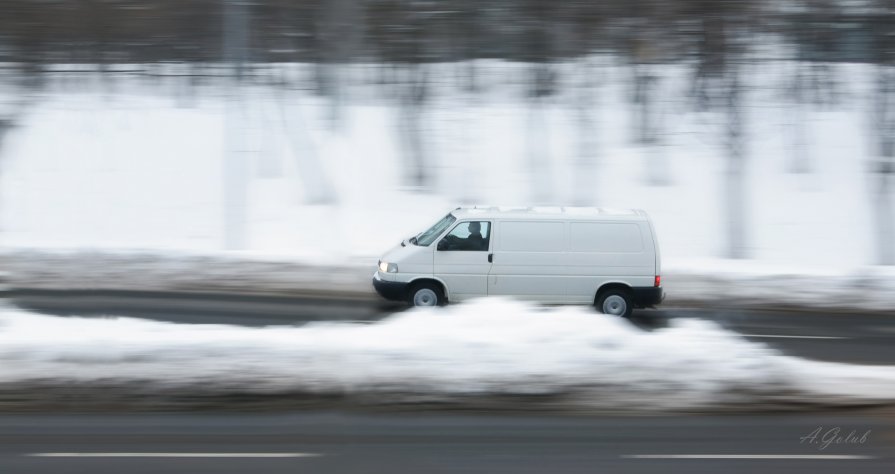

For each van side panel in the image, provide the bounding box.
[487,218,656,304]
[562,221,656,303]
[569,222,644,253]
[488,220,569,303]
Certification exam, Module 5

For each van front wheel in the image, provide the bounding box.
[409,282,444,307]
[597,289,633,317]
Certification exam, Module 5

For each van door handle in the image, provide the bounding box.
[488,253,493,263]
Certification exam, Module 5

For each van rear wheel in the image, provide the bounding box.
[597,289,633,317]
[409,282,444,307]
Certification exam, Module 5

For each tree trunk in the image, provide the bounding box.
[724,70,748,259]
[276,90,337,205]
[223,97,249,250]
[632,63,669,186]
[573,58,598,206]
[315,0,361,131]
[222,0,250,250]
[527,62,554,205]
[874,170,895,265]
[399,64,429,189]
[872,65,895,265]
[787,64,811,174]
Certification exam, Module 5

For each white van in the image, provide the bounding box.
[372,206,663,316]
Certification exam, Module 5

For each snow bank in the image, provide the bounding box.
[665,258,895,312]
[0,249,375,298]
[2,299,894,412]
[3,250,895,312]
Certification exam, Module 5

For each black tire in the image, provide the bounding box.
[408,282,445,307]
[596,288,633,317]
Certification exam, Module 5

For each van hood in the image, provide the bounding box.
[381,241,426,263]
[380,240,433,272]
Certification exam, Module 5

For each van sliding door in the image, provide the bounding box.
[487,220,568,303]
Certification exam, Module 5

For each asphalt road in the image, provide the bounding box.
[0,411,893,474]
[3,292,895,473]
[3,289,396,324]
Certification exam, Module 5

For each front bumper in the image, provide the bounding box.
[372,272,409,302]
[631,287,664,308]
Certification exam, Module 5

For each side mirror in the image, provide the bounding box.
[437,239,447,251]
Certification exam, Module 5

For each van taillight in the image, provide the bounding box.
[654,275,661,287]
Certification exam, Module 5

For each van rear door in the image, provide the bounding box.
[564,221,655,303]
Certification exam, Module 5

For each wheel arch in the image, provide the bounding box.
[593,281,633,305]
[408,277,450,303]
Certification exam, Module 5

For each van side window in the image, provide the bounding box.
[439,221,491,251]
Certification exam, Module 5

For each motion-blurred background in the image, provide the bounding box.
[1,0,893,271]
[4,5,895,473]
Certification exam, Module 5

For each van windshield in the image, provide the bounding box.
[414,214,457,246]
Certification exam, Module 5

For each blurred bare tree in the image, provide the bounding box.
[2,0,895,262]
[870,0,895,265]
[222,0,250,250]
[783,0,844,175]
[564,1,613,205]
[626,1,675,186]
[314,0,363,129]
[522,0,558,205]
[872,65,895,265]
[264,1,338,206]
[684,0,755,259]
[365,0,436,190]
[0,2,46,192]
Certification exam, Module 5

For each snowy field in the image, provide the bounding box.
[0,60,893,309]
[1,299,894,412]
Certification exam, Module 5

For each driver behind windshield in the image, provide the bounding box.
[460,222,487,251]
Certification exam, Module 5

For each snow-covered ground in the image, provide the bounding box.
[0,60,892,309]
[1,299,894,412]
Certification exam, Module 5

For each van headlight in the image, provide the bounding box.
[378,261,398,273]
